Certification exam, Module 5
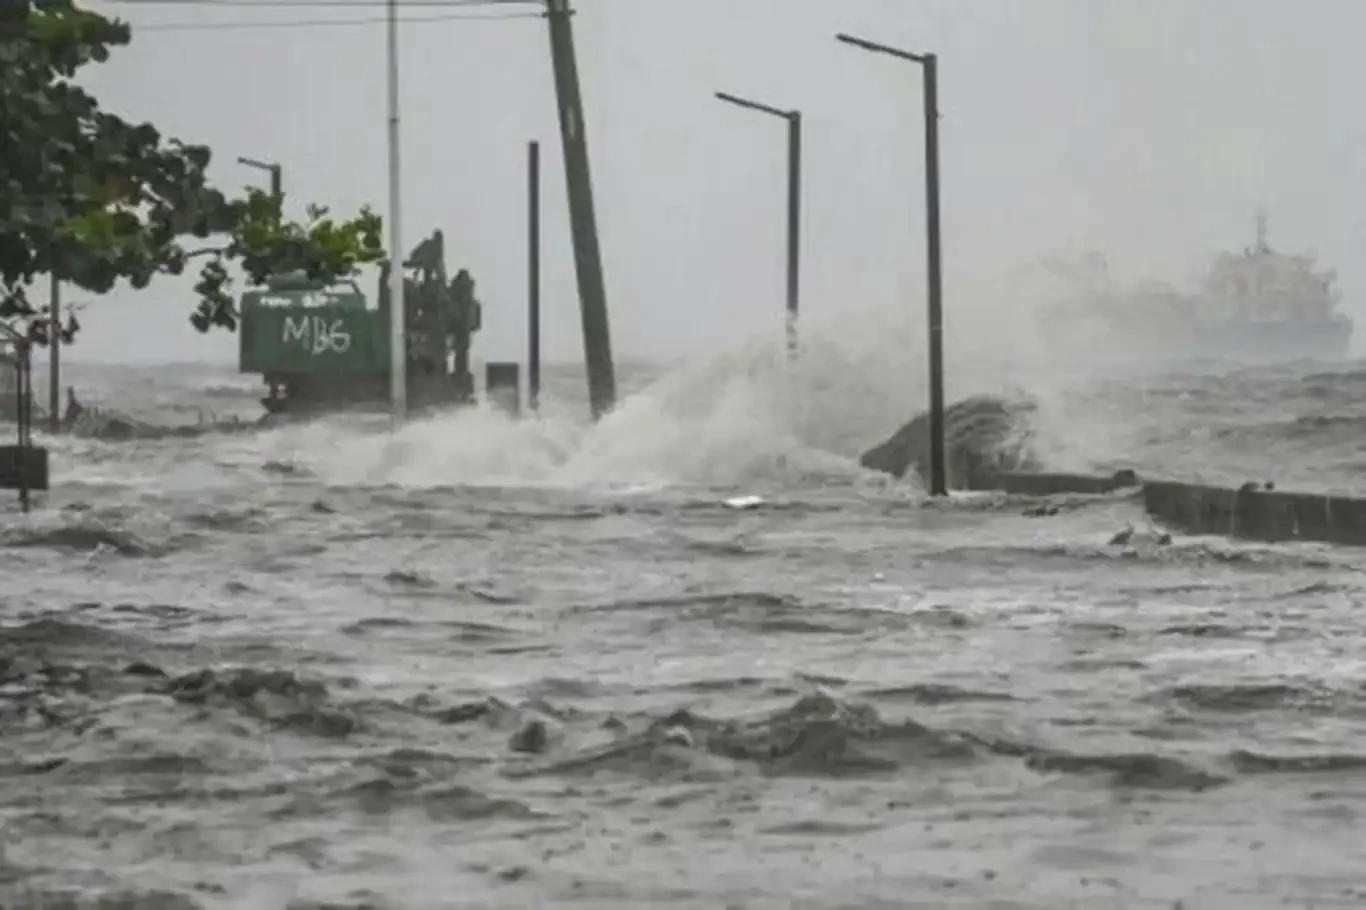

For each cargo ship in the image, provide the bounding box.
[1037,211,1353,364]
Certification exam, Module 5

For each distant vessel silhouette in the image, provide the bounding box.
[1038,209,1352,363]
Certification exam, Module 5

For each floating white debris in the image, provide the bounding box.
[1108,526,1173,547]
[723,495,764,510]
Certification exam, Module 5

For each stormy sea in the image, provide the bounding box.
[2,327,1365,909]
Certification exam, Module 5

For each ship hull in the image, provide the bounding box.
[1163,319,1350,362]
[1036,313,1352,367]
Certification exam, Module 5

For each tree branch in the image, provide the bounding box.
[1,1,386,346]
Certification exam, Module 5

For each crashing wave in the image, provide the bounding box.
[859,394,1040,487]
[66,405,152,440]
[66,406,260,441]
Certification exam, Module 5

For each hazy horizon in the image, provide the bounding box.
[34,0,1366,368]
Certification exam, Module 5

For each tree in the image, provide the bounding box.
[0,1,385,347]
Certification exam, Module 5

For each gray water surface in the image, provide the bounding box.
[2,358,1365,909]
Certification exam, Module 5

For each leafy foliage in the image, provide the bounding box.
[189,192,383,333]
[0,1,385,346]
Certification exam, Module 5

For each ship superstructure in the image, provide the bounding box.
[1037,210,1352,363]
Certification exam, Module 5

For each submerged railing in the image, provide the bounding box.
[0,330,50,513]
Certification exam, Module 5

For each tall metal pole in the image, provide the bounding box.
[921,54,945,497]
[714,91,803,357]
[545,0,615,420]
[17,342,30,513]
[237,157,283,202]
[386,0,407,425]
[785,112,802,357]
[48,275,59,435]
[835,33,947,496]
[528,140,542,412]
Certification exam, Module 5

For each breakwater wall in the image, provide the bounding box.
[1141,480,1366,547]
[968,469,1141,497]
[972,469,1366,548]
[862,398,1361,547]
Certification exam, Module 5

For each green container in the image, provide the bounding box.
[238,280,390,376]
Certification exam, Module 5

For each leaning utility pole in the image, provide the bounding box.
[544,0,616,419]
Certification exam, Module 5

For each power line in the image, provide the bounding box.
[134,10,541,30]
[105,0,537,7]
[0,5,542,35]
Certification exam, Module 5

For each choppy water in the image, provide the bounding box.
[4,333,1366,909]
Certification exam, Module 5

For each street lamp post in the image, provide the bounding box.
[835,32,946,497]
[236,156,283,200]
[385,0,407,427]
[528,139,542,412]
[714,90,802,357]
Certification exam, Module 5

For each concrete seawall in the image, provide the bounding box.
[970,469,1141,497]
[967,469,1366,548]
[1141,480,1366,546]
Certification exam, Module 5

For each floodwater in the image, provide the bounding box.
[2,340,1366,909]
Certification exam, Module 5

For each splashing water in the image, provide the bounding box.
[18,286,1165,496]
[8,292,1366,908]
[239,295,1121,492]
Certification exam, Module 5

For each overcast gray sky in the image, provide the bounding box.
[67,0,1366,365]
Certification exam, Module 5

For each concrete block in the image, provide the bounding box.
[970,469,1140,496]
[485,362,521,416]
[1142,480,1366,547]
[0,445,49,492]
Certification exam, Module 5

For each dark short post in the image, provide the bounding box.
[485,362,522,417]
[0,341,51,512]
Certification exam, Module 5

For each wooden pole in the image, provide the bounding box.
[545,0,616,419]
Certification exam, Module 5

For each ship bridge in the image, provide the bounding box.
[1203,211,1339,322]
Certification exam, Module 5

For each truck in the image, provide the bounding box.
[238,230,482,417]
